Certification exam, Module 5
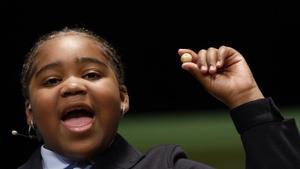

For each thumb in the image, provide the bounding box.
[181,62,197,71]
[182,62,206,83]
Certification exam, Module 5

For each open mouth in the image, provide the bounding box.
[61,106,95,131]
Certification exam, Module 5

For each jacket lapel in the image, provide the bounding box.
[92,134,143,169]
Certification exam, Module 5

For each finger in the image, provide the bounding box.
[217,46,227,68]
[197,49,208,73]
[219,45,240,59]
[206,47,218,74]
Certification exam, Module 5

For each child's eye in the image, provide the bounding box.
[43,77,62,87]
[83,72,101,81]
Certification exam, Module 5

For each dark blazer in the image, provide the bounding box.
[18,98,300,169]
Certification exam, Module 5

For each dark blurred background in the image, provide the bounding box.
[1,2,299,169]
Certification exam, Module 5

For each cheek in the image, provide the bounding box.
[91,80,122,126]
[31,88,58,111]
[29,88,59,129]
[91,79,122,109]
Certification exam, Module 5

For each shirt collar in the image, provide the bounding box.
[39,134,142,169]
[40,145,72,169]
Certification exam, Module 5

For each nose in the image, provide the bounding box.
[60,76,87,97]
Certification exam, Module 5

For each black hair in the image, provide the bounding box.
[21,27,124,100]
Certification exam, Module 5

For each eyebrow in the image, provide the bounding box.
[35,62,62,78]
[76,57,108,68]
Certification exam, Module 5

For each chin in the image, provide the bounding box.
[62,138,111,160]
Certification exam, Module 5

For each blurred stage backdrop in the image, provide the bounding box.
[1,2,299,169]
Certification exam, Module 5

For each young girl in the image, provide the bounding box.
[18,28,300,169]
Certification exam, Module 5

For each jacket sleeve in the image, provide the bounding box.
[230,98,300,169]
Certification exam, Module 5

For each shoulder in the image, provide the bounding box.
[134,144,214,169]
[145,144,186,159]
[17,148,42,169]
[133,144,185,168]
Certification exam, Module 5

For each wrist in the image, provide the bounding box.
[227,87,264,109]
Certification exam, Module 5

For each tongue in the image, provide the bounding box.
[63,116,93,127]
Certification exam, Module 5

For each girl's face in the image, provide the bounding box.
[26,35,129,159]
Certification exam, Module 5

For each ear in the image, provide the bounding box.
[25,100,33,125]
[119,85,129,115]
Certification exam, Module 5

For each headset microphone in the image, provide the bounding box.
[11,129,36,139]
